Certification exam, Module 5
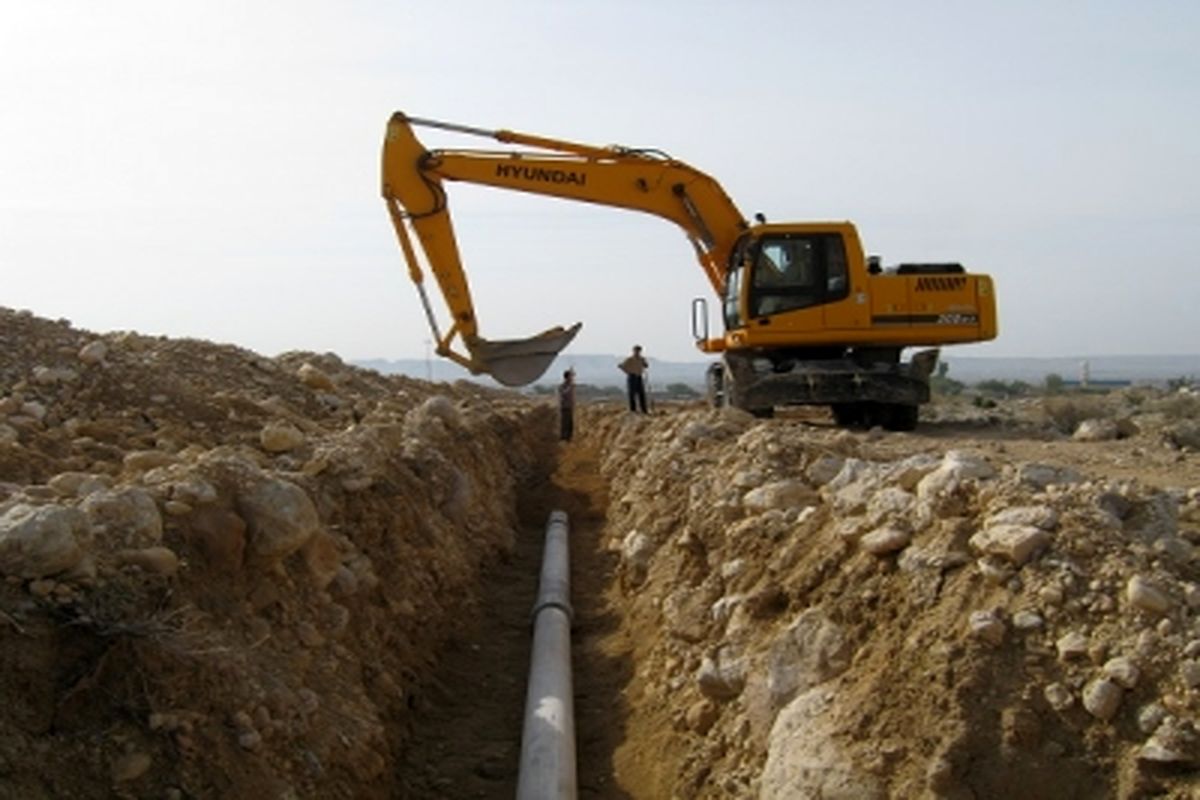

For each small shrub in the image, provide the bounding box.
[1151,392,1200,422]
[976,379,1033,398]
[1042,395,1113,434]
[932,375,965,397]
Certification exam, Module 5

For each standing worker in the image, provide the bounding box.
[558,369,576,441]
[619,345,649,413]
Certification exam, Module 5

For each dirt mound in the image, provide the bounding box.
[578,401,1200,798]
[0,307,555,798]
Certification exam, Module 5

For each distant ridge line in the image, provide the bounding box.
[354,353,1200,389]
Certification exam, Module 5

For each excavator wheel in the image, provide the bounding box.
[832,402,919,431]
[883,403,919,432]
[831,403,866,427]
[705,362,726,409]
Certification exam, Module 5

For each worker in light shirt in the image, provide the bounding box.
[618,345,649,413]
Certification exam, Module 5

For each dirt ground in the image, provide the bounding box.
[2,306,1200,798]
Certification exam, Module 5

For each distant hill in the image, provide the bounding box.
[356,353,1200,390]
[354,354,718,391]
[940,354,1200,385]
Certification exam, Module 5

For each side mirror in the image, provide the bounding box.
[691,297,709,342]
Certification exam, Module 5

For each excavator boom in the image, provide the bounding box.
[381,111,748,385]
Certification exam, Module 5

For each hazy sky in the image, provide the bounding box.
[2,2,1197,364]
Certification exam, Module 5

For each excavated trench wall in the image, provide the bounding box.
[0,308,561,799]
[578,404,1200,799]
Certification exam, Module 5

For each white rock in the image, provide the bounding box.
[0,503,90,578]
[1102,656,1141,689]
[1074,418,1120,442]
[1180,660,1200,689]
[117,546,180,576]
[238,476,321,563]
[977,556,1014,585]
[969,524,1050,566]
[78,340,108,365]
[1138,719,1198,764]
[968,610,1006,646]
[123,450,177,472]
[260,422,305,453]
[885,454,941,491]
[985,505,1059,531]
[1126,575,1172,615]
[743,480,818,512]
[697,646,746,700]
[20,401,47,421]
[621,530,656,584]
[805,455,845,487]
[764,609,852,711]
[860,526,912,556]
[1081,678,1123,720]
[297,362,335,390]
[1056,631,1090,661]
[1137,703,1168,734]
[760,687,885,800]
[32,366,79,385]
[865,487,916,524]
[1012,610,1044,630]
[82,487,163,548]
[110,751,152,783]
[1016,462,1083,490]
[171,477,218,506]
[731,470,763,489]
[824,458,872,492]
[1044,683,1074,711]
[917,451,995,499]
[47,472,110,498]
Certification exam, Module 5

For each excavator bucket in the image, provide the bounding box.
[466,322,582,387]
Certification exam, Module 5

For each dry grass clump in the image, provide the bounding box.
[1041,394,1114,434]
[1148,391,1200,422]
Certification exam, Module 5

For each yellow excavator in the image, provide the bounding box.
[382,112,997,429]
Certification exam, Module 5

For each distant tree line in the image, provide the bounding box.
[529,382,700,402]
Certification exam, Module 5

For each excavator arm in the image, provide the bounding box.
[381,111,749,386]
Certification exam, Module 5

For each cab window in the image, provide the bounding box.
[749,233,849,317]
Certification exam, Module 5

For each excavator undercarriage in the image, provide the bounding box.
[706,348,939,430]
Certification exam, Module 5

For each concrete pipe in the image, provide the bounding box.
[516,510,577,800]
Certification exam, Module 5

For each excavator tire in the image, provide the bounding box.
[705,362,725,409]
[832,402,918,431]
[883,403,919,432]
[831,403,866,427]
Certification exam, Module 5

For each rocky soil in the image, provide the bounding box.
[2,305,1200,798]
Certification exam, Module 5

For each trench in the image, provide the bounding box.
[396,435,636,798]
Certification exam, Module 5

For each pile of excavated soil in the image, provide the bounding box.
[576,396,1200,798]
[0,307,557,798]
[3,305,1200,799]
